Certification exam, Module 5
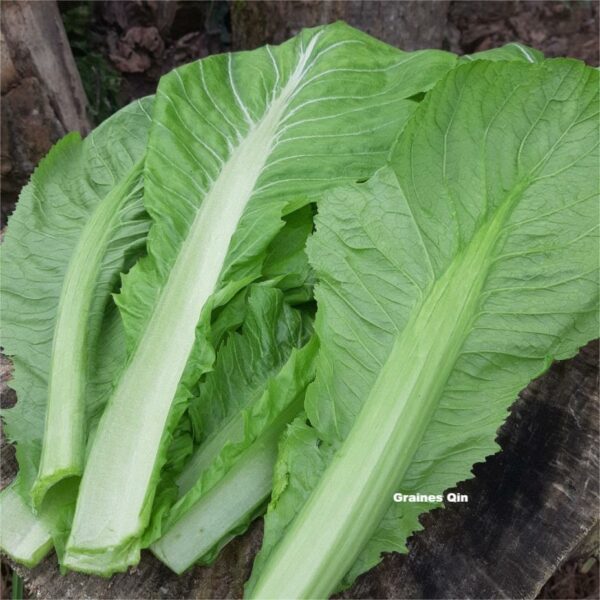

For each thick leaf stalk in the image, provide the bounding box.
[247,59,599,598]
[64,23,455,574]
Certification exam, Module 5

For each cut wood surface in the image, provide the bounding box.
[2,343,597,599]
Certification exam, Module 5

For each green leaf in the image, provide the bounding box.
[146,211,318,557]
[65,23,456,574]
[460,42,544,64]
[150,207,318,529]
[247,59,599,598]
[150,286,317,573]
[187,285,312,453]
[0,306,132,568]
[202,204,316,362]
[1,98,153,508]
[262,204,315,303]
[144,282,311,543]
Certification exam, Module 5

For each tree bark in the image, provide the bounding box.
[231,0,450,51]
[1,0,90,224]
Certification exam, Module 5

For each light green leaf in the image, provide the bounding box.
[262,204,315,303]
[145,215,317,558]
[186,285,312,455]
[66,23,456,574]
[1,97,153,508]
[247,59,599,598]
[149,207,318,529]
[0,304,133,568]
[150,286,317,573]
[201,204,315,356]
[460,42,544,64]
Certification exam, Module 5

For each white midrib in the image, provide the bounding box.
[66,37,319,559]
[152,354,311,573]
[151,431,278,574]
[0,486,52,565]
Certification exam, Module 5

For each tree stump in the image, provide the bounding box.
[0,0,90,224]
[4,343,597,599]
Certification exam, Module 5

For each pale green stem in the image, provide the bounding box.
[0,485,53,567]
[248,190,522,599]
[64,36,321,572]
[31,160,145,508]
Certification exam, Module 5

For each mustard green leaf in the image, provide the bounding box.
[150,287,317,573]
[461,42,544,64]
[1,98,153,509]
[65,23,456,574]
[247,59,599,598]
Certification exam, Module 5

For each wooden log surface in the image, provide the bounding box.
[2,342,597,599]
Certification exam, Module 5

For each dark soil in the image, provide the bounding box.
[538,553,599,600]
[58,0,232,124]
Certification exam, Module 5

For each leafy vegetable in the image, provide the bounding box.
[64,23,455,574]
[0,98,154,566]
[247,58,599,598]
[150,285,317,573]
[184,285,312,489]
[0,305,132,568]
[1,97,153,509]
[1,20,594,595]
[146,40,550,577]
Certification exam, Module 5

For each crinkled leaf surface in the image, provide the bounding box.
[0,98,153,566]
[1,97,153,505]
[186,285,312,453]
[262,204,316,303]
[146,211,316,558]
[65,22,456,574]
[150,286,316,573]
[147,213,316,563]
[247,59,599,598]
